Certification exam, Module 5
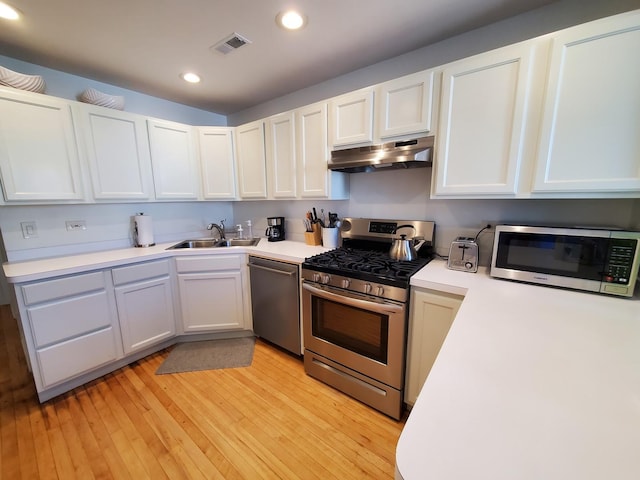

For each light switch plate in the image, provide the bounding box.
[21,221,38,239]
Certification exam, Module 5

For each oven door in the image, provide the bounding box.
[302,281,406,389]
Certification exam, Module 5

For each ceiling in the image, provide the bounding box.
[0,0,557,115]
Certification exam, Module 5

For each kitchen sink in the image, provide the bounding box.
[167,238,260,249]
[215,238,261,247]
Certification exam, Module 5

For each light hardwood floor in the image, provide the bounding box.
[0,305,405,479]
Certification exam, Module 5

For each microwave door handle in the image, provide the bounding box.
[302,282,404,315]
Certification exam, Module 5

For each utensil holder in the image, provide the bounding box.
[322,227,340,249]
[304,224,322,245]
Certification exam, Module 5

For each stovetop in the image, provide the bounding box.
[302,247,430,287]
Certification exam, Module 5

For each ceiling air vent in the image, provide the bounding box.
[211,32,252,55]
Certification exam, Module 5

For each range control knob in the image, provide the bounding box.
[364,283,373,294]
[341,279,351,289]
[321,274,331,284]
[376,286,384,296]
[312,273,321,282]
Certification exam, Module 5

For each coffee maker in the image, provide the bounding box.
[265,217,285,242]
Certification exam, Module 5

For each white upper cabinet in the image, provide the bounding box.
[0,88,85,202]
[296,102,349,199]
[533,11,640,194]
[329,88,375,148]
[376,70,436,139]
[77,104,154,200]
[147,118,199,200]
[433,42,537,196]
[235,120,267,199]
[198,127,237,200]
[265,112,297,198]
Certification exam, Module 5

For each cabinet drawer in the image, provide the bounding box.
[36,327,119,388]
[175,255,242,273]
[22,271,106,305]
[28,291,113,348]
[112,259,170,286]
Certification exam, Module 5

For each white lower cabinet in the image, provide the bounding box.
[20,271,122,390]
[112,260,176,354]
[175,255,249,333]
[405,288,463,406]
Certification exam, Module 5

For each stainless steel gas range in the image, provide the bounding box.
[301,218,435,419]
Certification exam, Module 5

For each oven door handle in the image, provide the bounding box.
[302,282,404,315]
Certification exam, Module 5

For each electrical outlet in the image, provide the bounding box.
[65,220,87,231]
[480,221,498,231]
[21,221,38,239]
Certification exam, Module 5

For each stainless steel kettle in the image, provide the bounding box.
[389,225,425,261]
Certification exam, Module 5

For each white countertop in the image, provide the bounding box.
[2,238,329,283]
[399,261,640,480]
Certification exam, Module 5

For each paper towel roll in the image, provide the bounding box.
[134,214,155,247]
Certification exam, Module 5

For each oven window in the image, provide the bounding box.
[311,297,389,363]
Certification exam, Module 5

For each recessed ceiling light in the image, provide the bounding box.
[276,10,307,30]
[181,72,201,84]
[0,2,20,20]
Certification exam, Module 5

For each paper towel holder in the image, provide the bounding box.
[133,212,155,248]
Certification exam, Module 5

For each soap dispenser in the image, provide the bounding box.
[236,224,244,239]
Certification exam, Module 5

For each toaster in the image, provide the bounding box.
[447,237,479,273]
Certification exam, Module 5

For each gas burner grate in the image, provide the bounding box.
[303,247,429,285]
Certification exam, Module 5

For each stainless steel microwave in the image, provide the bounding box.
[490,225,640,297]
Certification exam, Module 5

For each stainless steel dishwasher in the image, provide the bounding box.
[248,256,301,355]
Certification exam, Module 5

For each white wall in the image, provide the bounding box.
[0,202,233,262]
[229,0,640,125]
[0,55,227,126]
[232,200,349,243]
[347,168,640,264]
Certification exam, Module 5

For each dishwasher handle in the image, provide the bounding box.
[248,262,297,277]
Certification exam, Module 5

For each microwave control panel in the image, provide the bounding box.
[604,238,638,284]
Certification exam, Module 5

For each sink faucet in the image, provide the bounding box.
[207,219,226,240]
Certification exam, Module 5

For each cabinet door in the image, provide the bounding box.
[177,271,245,332]
[79,105,154,199]
[533,12,640,193]
[22,270,122,390]
[405,288,463,406]
[433,42,535,196]
[115,277,175,354]
[329,88,374,148]
[147,118,199,200]
[377,70,435,139]
[0,89,85,201]
[296,102,349,199]
[198,127,237,199]
[266,112,296,198]
[235,120,267,198]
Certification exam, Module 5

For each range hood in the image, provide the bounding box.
[328,136,434,173]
